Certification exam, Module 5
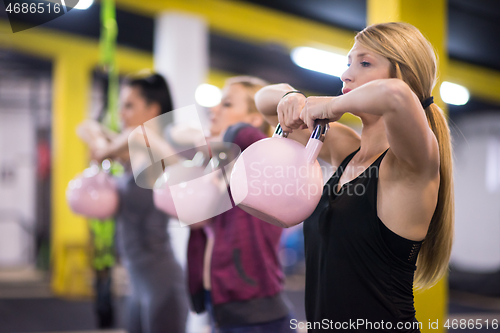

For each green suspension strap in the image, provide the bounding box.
[90,1,121,328]
[89,0,120,273]
[90,218,116,270]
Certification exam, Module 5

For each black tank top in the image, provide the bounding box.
[303,148,421,332]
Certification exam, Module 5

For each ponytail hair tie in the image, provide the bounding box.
[422,96,434,109]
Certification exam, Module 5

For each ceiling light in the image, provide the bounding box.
[440,81,469,105]
[291,46,347,77]
[195,84,222,108]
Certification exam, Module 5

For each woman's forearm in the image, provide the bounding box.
[255,83,295,116]
[322,78,436,171]
[328,79,408,118]
[106,129,133,158]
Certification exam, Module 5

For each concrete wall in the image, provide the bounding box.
[450,112,500,272]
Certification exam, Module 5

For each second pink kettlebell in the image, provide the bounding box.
[153,160,224,225]
[66,166,119,220]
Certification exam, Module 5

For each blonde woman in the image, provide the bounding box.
[187,76,295,333]
[255,22,454,331]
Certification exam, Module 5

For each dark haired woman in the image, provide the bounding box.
[89,73,188,333]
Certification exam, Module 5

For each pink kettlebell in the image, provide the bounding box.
[229,122,329,228]
[153,158,225,225]
[152,175,177,218]
[153,162,205,218]
[66,165,119,219]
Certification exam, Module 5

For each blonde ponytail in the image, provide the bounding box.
[414,103,454,289]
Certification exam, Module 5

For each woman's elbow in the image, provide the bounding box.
[254,87,267,113]
[254,83,292,115]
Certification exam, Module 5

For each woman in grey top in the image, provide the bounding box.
[90,73,188,333]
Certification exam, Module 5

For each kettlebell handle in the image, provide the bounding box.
[310,120,329,142]
[273,120,329,142]
[273,123,289,138]
[273,121,329,164]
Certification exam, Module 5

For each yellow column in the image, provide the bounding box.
[367,1,448,332]
[367,0,448,111]
[51,55,93,297]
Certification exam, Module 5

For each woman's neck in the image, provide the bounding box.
[357,115,390,162]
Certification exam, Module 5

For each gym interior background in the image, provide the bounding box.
[0,0,499,332]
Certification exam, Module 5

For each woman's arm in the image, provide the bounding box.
[301,79,439,175]
[254,83,295,118]
[91,129,132,162]
[91,127,180,166]
[255,84,360,167]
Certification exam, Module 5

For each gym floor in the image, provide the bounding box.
[0,268,499,333]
